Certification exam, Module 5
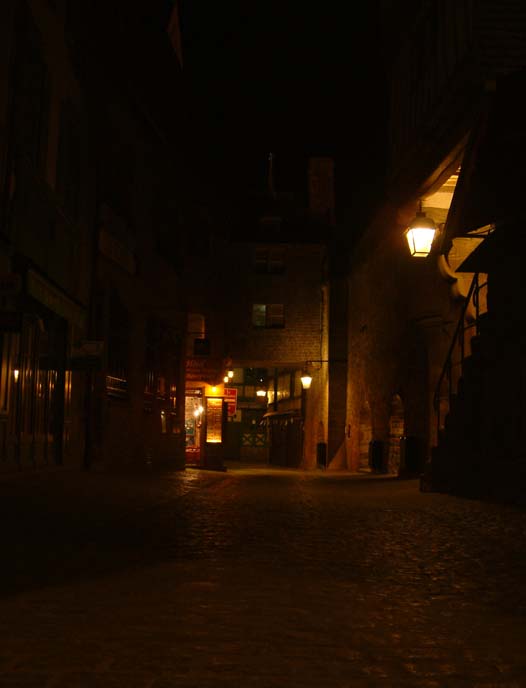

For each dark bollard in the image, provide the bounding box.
[368,440,384,473]
[399,436,422,476]
[316,442,327,469]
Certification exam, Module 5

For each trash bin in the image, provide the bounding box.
[368,440,384,473]
[399,436,421,475]
[316,442,327,469]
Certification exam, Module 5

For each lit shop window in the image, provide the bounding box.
[277,373,291,401]
[206,397,223,443]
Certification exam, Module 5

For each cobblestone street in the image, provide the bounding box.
[1,463,526,687]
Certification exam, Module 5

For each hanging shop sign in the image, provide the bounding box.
[69,340,104,370]
[27,269,86,329]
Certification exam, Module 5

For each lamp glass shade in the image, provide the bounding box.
[405,212,437,257]
[300,373,312,389]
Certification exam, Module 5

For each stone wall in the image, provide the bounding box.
[344,201,462,471]
[226,242,326,366]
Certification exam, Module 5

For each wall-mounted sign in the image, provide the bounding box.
[69,340,104,370]
[71,340,104,358]
[224,387,237,416]
[27,269,86,329]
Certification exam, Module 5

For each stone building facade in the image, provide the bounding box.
[0,0,95,470]
[0,0,188,472]
[339,0,526,494]
[225,233,329,469]
[184,161,335,469]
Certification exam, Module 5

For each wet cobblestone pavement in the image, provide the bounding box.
[1,464,526,687]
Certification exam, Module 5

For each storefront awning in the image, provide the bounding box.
[261,409,301,419]
[260,409,302,425]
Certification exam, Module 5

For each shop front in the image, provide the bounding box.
[0,268,87,470]
[185,355,228,470]
[185,387,204,465]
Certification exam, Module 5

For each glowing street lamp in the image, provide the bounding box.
[405,203,437,257]
[300,372,312,390]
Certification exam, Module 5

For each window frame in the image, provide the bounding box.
[251,303,285,329]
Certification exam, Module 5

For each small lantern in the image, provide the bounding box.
[300,372,312,390]
[405,204,437,257]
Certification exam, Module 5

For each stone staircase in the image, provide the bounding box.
[427,309,493,496]
[425,281,526,502]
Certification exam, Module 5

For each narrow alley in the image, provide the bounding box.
[1,465,525,687]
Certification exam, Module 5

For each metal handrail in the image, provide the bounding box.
[434,272,482,435]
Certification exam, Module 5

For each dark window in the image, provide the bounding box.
[193,338,210,356]
[100,115,136,225]
[56,101,81,220]
[144,316,160,398]
[11,9,50,172]
[184,206,213,259]
[153,181,183,270]
[252,304,285,328]
[254,246,285,273]
[252,304,266,327]
[187,230,211,258]
[258,216,282,232]
[65,0,83,39]
[106,292,130,398]
[238,367,268,401]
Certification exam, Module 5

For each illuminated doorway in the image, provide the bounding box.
[185,388,204,465]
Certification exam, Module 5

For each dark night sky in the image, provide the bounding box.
[179,2,389,217]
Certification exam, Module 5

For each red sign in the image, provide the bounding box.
[224,387,237,416]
